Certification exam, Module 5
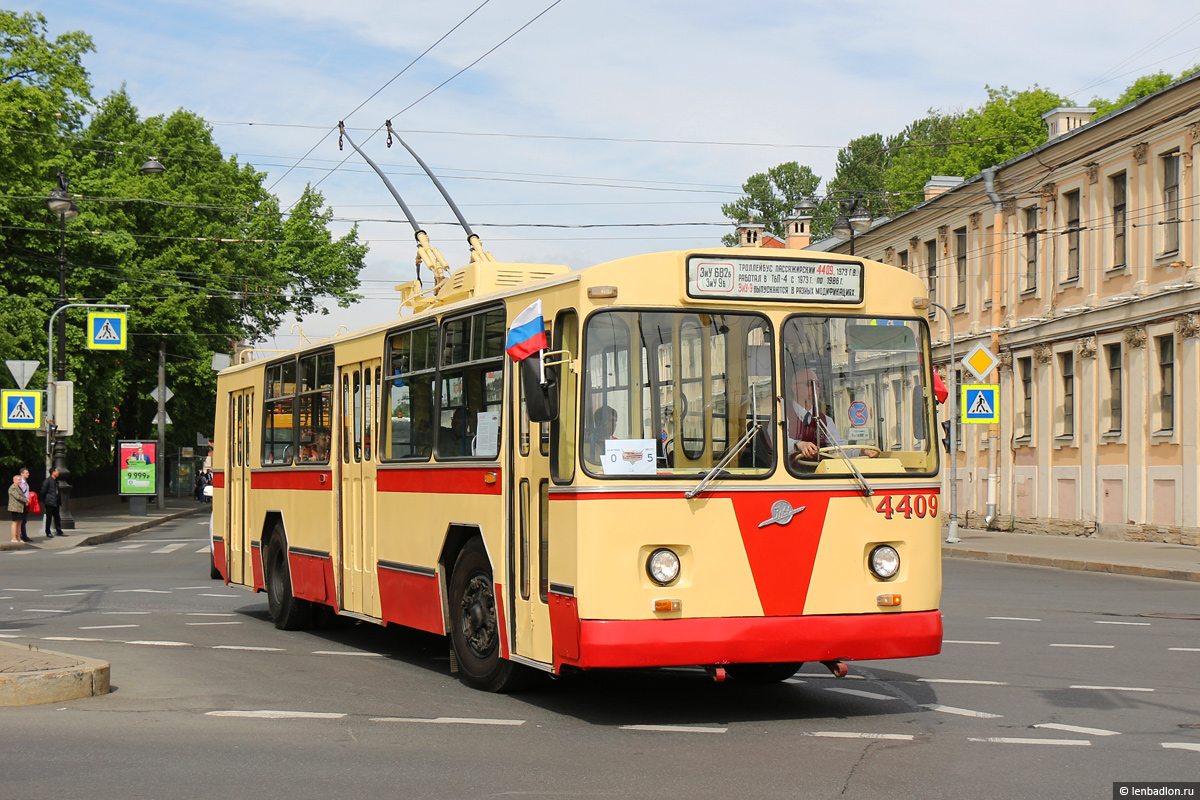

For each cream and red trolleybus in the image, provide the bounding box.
[212,246,943,691]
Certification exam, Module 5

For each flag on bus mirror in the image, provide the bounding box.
[505,299,548,362]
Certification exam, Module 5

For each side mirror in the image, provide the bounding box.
[521,358,558,423]
[912,384,926,440]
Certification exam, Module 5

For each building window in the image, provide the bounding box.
[1024,207,1039,292]
[898,249,908,270]
[925,239,937,313]
[1163,153,1180,254]
[1019,357,1033,440]
[1064,190,1080,282]
[1157,335,1174,432]
[1111,173,1126,268]
[1059,352,1074,439]
[1106,344,1122,434]
[954,227,967,309]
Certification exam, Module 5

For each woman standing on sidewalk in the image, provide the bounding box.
[9,473,28,543]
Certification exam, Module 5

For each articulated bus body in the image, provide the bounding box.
[212,248,943,690]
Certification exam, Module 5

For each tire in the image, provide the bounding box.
[448,540,533,692]
[725,662,802,684]
[209,551,222,580]
[266,532,311,631]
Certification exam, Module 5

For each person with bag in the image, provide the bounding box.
[17,467,32,542]
[9,473,28,544]
[41,468,64,538]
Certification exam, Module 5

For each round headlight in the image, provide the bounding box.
[869,545,900,580]
[647,548,680,585]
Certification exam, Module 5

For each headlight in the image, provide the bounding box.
[647,548,680,585]
[869,545,900,580]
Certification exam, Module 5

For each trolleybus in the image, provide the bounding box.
[211,246,943,691]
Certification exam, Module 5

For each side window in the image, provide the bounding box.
[383,325,435,460]
[297,352,333,464]
[436,307,505,460]
[550,310,578,483]
[262,360,296,465]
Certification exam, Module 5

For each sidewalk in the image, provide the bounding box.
[1,497,208,705]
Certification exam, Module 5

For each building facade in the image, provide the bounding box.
[812,73,1200,543]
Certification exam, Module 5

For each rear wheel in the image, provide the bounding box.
[266,532,311,630]
[449,540,533,692]
[725,662,802,683]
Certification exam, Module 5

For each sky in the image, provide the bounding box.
[19,0,1200,346]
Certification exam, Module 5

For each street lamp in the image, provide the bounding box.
[45,159,165,526]
[832,192,872,256]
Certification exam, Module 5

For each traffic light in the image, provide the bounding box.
[940,420,952,454]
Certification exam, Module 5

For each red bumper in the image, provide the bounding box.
[561,609,942,669]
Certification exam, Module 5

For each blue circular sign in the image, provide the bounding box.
[848,401,869,427]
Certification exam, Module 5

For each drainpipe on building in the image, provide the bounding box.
[983,169,1003,530]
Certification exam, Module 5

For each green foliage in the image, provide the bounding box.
[0,11,367,477]
[1091,70,1190,117]
[719,162,824,246]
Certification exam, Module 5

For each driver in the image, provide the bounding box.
[786,369,877,462]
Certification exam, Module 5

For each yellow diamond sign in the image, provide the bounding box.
[961,344,998,382]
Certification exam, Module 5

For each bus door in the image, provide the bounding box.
[508,366,552,663]
[338,360,382,618]
[226,388,253,585]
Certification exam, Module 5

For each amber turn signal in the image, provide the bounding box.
[876,593,902,606]
[653,599,682,613]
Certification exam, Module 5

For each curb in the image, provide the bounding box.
[0,642,110,707]
[943,546,1200,583]
[73,505,208,547]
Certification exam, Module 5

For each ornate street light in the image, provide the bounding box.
[831,192,872,256]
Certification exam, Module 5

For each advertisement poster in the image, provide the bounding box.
[119,440,157,496]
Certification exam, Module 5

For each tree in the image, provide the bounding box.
[0,12,367,478]
[720,162,824,245]
[827,133,892,218]
[1091,67,1200,117]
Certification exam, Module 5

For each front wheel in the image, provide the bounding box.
[449,540,534,692]
[266,532,311,631]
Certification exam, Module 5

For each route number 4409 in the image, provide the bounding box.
[874,493,938,520]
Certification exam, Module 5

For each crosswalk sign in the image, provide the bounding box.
[961,384,999,424]
[88,311,127,350]
[2,390,42,429]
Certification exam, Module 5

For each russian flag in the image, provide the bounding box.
[505,300,548,361]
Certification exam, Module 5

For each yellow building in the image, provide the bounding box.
[815,73,1200,544]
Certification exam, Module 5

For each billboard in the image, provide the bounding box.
[119,440,157,496]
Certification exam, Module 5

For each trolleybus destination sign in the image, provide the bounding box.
[687,256,864,304]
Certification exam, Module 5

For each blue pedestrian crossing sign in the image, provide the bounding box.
[2,390,42,429]
[961,384,999,424]
[88,311,127,350]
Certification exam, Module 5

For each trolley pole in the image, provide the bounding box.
[929,301,959,544]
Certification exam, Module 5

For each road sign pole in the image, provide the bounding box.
[931,301,959,544]
[158,339,166,511]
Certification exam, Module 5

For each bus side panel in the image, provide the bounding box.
[377,568,444,634]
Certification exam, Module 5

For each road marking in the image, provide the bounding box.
[80,624,139,630]
[372,717,526,726]
[803,731,913,741]
[27,609,70,613]
[103,611,150,615]
[56,548,99,556]
[1162,743,1200,752]
[206,710,345,719]
[2,588,38,591]
[0,596,10,600]
[825,687,896,701]
[196,546,212,553]
[784,678,806,685]
[1050,644,1115,649]
[42,636,104,642]
[312,650,383,657]
[620,724,727,734]
[0,633,18,638]
[1094,620,1150,626]
[125,640,192,647]
[200,593,238,598]
[919,678,1007,685]
[943,640,1000,645]
[1034,723,1120,736]
[113,589,171,594]
[175,586,211,590]
[152,544,187,554]
[796,673,866,680]
[187,612,236,617]
[1169,647,1200,652]
[1069,685,1155,692]
[43,592,89,597]
[987,616,1041,622]
[186,621,242,626]
[921,704,1002,719]
[119,544,147,550]
[969,737,1089,746]
[213,645,285,652]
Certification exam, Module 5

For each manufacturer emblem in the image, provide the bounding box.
[758,499,805,528]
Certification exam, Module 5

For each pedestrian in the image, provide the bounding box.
[41,467,65,538]
[193,470,204,502]
[9,474,28,544]
[202,470,213,503]
[17,467,32,542]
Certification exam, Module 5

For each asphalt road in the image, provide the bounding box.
[2,516,1198,800]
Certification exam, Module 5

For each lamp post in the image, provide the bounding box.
[831,192,872,256]
[45,159,165,525]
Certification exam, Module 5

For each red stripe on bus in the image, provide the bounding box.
[495,581,509,659]
[378,569,443,635]
[288,550,334,606]
[251,471,333,491]
[250,543,264,592]
[213,539,227,583]
[560,610,942,670]
[211,472,225,489]
[376,467,502,495]
[549,594,581,661]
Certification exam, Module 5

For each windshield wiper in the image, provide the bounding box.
[816,418,874,497]
[685,422,761,499]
